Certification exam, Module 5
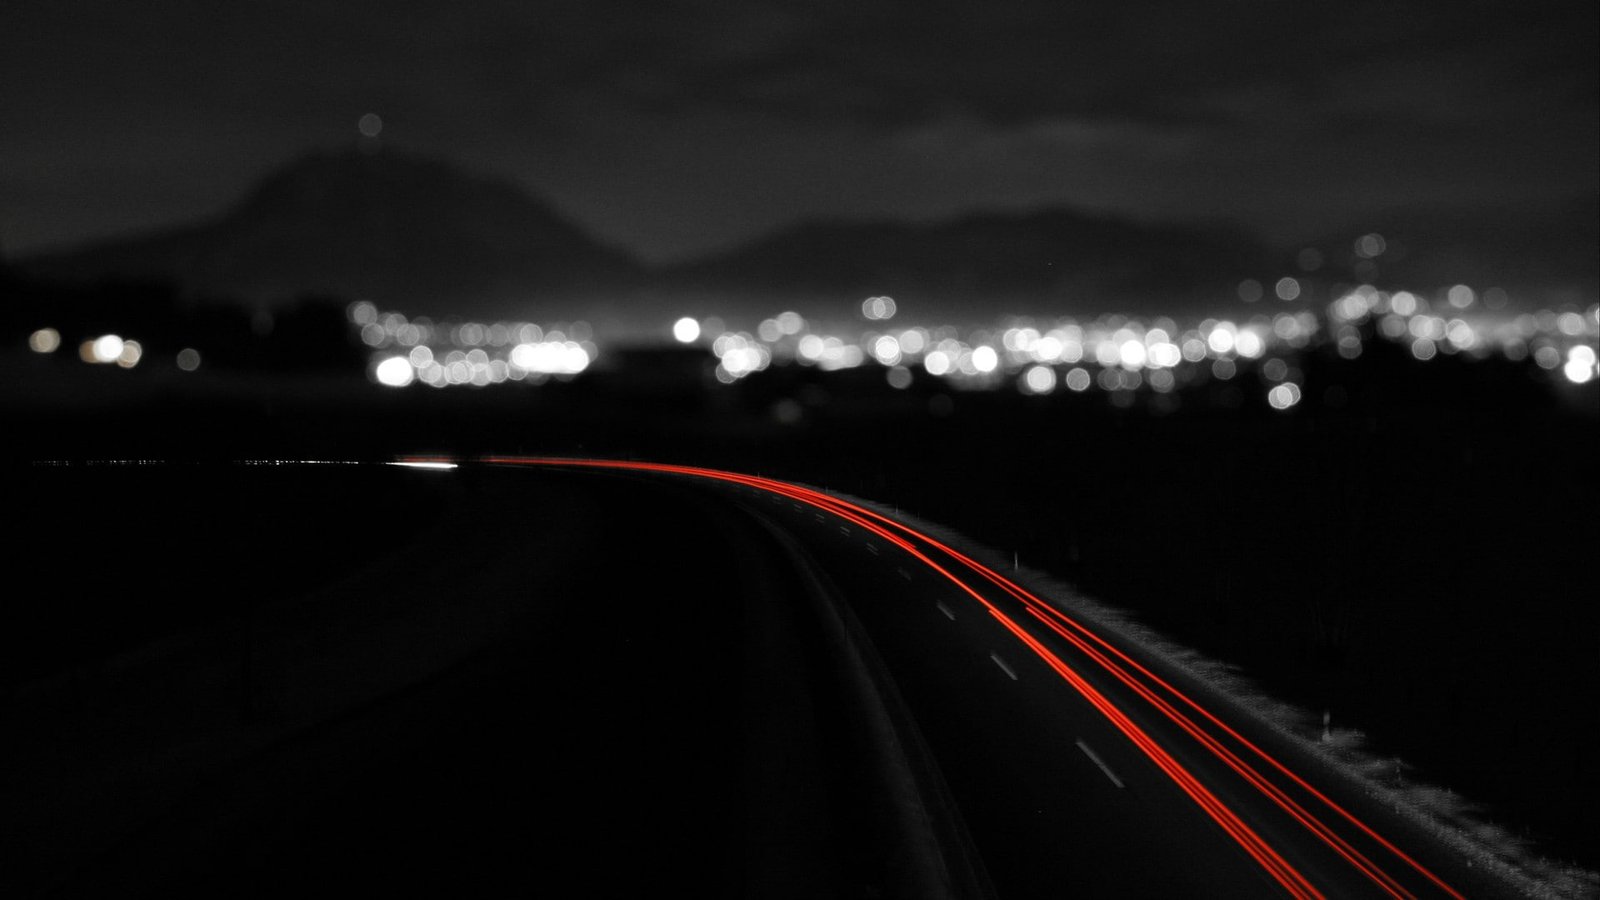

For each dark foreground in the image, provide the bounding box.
[3,336,1597,889]
[3,462,1560,897]
[7,465,946,896]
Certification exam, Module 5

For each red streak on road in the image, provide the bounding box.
[407,455,1463,899]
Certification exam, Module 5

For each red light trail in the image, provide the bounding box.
[403,454,1467,898]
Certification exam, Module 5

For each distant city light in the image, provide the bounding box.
[348,300,378,325]
[862,295,898,321]
[1148,341,1182,368]
[91,334,125,363]
[1021,364,1057,394]
[324,286,1592,403]
[872,334,903,366]
[1118,339,1147,370]
[1207,324,1236,355]
[116,340,142,368]
[1566,345,1597,384]
[29,328,61,353]
[971,345,998,373]
[374,356,414,387]
[900,328,928,355]
[1268,383,1302,410]
[176,348,202,371]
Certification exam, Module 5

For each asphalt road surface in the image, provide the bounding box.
[2,460,1539,898]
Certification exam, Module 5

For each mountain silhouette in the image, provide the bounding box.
[20,147,642,320]
[19,144,1595,333]
[660,210,1278,323]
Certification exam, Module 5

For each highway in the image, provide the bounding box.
[472,458,1528,899]
[3,459,1534,897]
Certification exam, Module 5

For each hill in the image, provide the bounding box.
[20,148,642,321]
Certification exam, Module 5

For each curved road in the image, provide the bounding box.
[2,459,1533,897]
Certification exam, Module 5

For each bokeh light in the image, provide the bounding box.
[1021,364,1057,394]
[29,328,61,353]
[1565,345,1597,384]
[862,296,898,321]
[1268,383,1302,410]
[971,345,998,373]
[374,356,414,387]
[91,334,125,363]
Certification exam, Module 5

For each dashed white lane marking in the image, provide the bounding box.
[990,652,1018,680]
[1075,739,1125,789]
[838,525,851,536]
[897,568,912,581]
[936,601,956,620]
[865,544,878,555]
[793,503,804,511]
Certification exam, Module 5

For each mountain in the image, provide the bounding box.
[20,148,642,320]
[658,209,1282,324]
[20,154,1287,329]
[35,147,1586,334]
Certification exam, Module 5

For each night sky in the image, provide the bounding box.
[4,0,1596,262]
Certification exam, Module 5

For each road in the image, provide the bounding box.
[2,459,1535,897]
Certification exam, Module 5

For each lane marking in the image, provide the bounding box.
[1076,739,1126,789]
[897,568,912,581]
[814,512,826,523]
[865,543,878,555]
[839,525,851,536]
[990,652,1018,680]
[936,601,956,620]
